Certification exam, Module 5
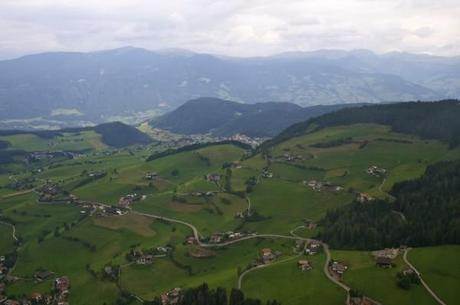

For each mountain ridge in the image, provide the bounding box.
[1,47,458,128]
[149,97,367,137]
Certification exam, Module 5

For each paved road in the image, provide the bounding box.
[237,255,300,289]
[403,248,448,305]
[322,243,351,292]
[83,198,363,305]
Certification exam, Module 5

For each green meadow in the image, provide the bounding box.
[409,246,460,305]
[0,123,459,304]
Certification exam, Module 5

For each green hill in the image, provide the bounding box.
[150,97,365,137]
[265,99,460,148]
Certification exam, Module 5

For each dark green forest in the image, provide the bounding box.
[264,100,460,149]
[144,283,281,305]
[318,160,460,250]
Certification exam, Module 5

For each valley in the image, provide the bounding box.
[1,102,459,305]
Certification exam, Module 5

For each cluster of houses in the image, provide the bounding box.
[282,153,304,162]
[0,256,10,283]
[160,288,182,305]
[190,191,214,198]
[37,183,63,203]
[118,193,145,208]
[53,276,70,304]
[304,180,343,192]
[0,275,70,305]
[329,260,348,279]
[261,168,273,178]
[128,249,155,265]
[127,246,172,265]
[367,166,386,177]
[208,231,246,244]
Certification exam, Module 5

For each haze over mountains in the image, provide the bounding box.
[150,97,365,137]
[1,47,460,128]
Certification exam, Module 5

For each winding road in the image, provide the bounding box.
[403,248,448,305]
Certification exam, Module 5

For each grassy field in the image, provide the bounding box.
[0,130,108,152]
[332,250,437,305]
[242,253,346,305]
[0,124,459,304]
[409,246,460,305]
[120,238,298,300]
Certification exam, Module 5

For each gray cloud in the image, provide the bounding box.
[0,0,459,59]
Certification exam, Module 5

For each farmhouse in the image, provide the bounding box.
[209,233,224,244]
[375,256,393,268]
[283,153,303,162]
[136,255,154,265]
[160,288,182,305]
[357,192,374,203]
[206,173,221,182]
[305,180,342,192]
[34,270,55,281]
[261,168,273,178]
[367,165,386,177]
[87,171,106,178]
[371,248,399,259]
[260,248,275,264]
[186,236,196,245]
[305,241,322,255]
[145,172,159,180]
[330,261,348,278]
[298,260,312,271]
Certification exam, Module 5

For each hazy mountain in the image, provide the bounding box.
[0,47,458,127]
[150,97,365,137]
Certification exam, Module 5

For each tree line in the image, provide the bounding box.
[143,283,281,305]
[263,99,460,150]
[318,159,460,250]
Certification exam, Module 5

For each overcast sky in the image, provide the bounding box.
[0,0,459,59]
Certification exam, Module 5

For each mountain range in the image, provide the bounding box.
[149,97,365,137]
[1,47,459,128]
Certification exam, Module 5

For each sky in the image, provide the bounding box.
[0,0,459,59]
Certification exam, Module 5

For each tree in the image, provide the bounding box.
[230,288,245,305]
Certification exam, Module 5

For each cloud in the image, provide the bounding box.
[0,0,459,59]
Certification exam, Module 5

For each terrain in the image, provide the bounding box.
[1,48,460,128]
[150,97,365,137]
[0,100,459,305]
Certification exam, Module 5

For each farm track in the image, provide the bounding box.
[0,220,18,241]
[403,248,448,305]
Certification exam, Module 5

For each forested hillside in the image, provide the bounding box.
[319,160,460,250]
[267,100,460,148]
[150,97,364,137]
